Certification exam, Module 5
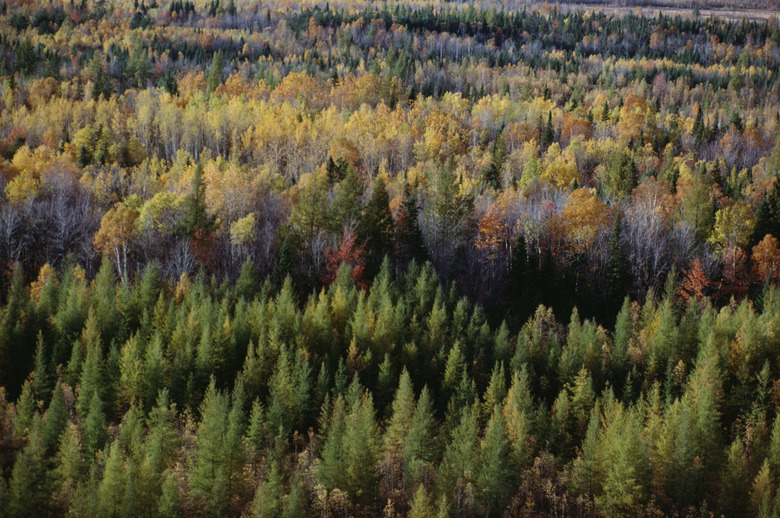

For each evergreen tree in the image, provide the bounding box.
[206,51,224,93]
[97,441,127,517]
[7,417,51,517]
[253,460,283,518]
[439,406,479,515]
[32,335,53,401]
[14,379,36,437]
[83,391,107,456]
[477,407,514,516]
[606,214,630,310]
[384,368,416,454]
[541,111,554,150]
[156,469,182,517]
[483,130,507,190]
[360,177,394,279]
[43,381,68,452]
[55,423,85,506]
[331,165,364,230]
[409,484,436,518]
[396,188,427,268]
[177,163,217,239]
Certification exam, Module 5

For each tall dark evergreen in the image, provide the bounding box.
[606,214,630,309]
[360,177,394,280]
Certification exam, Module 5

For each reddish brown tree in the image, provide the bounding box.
[322,228,367,290]
[679,257,712,302]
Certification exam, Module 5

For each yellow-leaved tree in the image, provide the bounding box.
[93,202,140,281]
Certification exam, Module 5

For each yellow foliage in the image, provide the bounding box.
[541,144,579,189]
[230,212,257,247]
[562,188,612,253]
[5,173,40,204]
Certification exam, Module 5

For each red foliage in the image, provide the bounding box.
[322,228,368,290]
[720,247,750,302]
[679,257,712,302]
[191,228,216,272]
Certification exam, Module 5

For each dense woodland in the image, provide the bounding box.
[1,0,780,516]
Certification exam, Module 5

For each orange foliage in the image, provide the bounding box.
[476,205,511,262]
[752,234,780,285]
[680,257,712,301]
[322,229,367,290]
[561,188,611,253]
[560,115,592,146]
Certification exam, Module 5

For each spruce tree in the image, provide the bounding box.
[14,379,36,437]
[83,391,107,456]
[7,417,51,517]
[476,407,514,516]
[253,460,283,518]
[606,214,630,310]
[360,177,394,279]
[97,441,127,517]
[43,381,68,452]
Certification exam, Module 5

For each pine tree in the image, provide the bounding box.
[395,188,427,269]
[408,484,436,518]
[43,381,68,452]
[503,369,533,470]
[76,309,104,420]
[156,469,182,517]
[483,131,507,190]
[282,474,307,517]
[719,438,749,517]
[541,111,554,150]
[481,362,507,424]
[477,407,514,516]
[318,392,379,507]
[190,378,244,516]
[206,51,224,94]
[439,406,479,515]
[176,163,217,239]
[97,441,127,517]
[14,379,36,437]
[32,334,53,401]
[7,417,51,517]
[55,423,85,506]
[331,165,364,230]
[83,391,107,456]
[384,369,416,453]
[253,460,283,518]
[404,386,436,469]
[144,389,179,475]
[360,177,394,279]
[606,214,630,308]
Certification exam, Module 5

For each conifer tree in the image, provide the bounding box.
[97,441,127,517]
[409,484,436,518]
[253,460,283,518]
[14,379,36,437]
[7,416,51,517]
[606,214,630,308]
[43,381,68,452]
[477,407,514,516]
[190,379,231,516]
[83,391,107,457]
[439,406,479,515]
[55,423,85,506]
[360,177,394,279]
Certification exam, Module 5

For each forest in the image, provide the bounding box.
[1,0,780,516]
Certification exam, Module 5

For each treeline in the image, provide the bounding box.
[1,259,780,516]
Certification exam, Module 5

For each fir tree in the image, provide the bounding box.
[7,417,51,517]
[43,381,68,452]
[360,177,394,280]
